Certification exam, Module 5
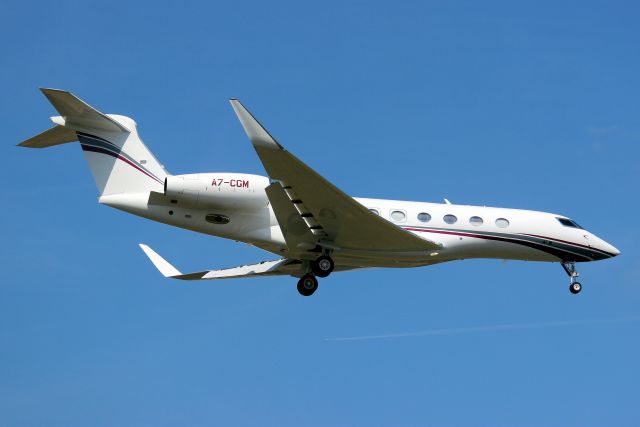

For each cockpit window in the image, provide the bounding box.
[557,218,582,229]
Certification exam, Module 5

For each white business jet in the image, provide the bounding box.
[20,89,619,296]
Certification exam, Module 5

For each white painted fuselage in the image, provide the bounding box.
[100,178,619,269]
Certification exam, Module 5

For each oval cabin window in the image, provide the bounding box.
[206,214,230,224]
[495,218,510,228]
[369,208,380,216]
[469,216,483,226]
[390,210,406,222]
[417,212,431,222]
[443,214,457,224]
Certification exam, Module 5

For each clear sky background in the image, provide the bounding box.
[2,1,639,426]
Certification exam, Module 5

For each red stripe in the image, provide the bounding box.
[405,227,593,250]
[520,233,607,254]
[404,227,611,259]
[404,227,505,242]
[115,153,163,184]
[82,144,163,184]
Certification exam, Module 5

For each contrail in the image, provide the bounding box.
[324,315,640,342]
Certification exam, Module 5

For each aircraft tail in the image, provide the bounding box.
[19,88,168,196]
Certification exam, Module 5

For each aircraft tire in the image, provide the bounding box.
[297,274,318,296]
[312,256,334,278]
[569,282,582,294]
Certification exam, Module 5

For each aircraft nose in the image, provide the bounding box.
[598,238,620,258]
[607,243,621,257]
[589,234,620,259]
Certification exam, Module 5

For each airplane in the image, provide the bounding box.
[19,88,620,296]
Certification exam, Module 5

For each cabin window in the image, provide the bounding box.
[443,214,457,224]
[417,212,431,222]
[557,218,582,229]
[469,216,483,226]
[206,214,230,224]
[495,218,510,228]
[369,208,380,216]
[390,210,406,222]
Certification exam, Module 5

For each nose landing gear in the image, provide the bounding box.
[562,261,582,294]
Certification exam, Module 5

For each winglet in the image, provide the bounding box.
[139,244,182,277]
[229,99,283,149]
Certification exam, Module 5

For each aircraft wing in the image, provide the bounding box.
[229,99,440,252]
[139,244,305,280]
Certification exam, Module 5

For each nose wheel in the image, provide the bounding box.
[562,262,582,294]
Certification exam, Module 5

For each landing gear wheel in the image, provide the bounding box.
[312,255,334,278]
[297,274,318,296]
[569,282,582,294]
[562,262,583,295]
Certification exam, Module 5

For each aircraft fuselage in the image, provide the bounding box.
[99,179,619,269]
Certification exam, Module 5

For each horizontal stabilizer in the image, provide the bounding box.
[40,88,130,132]
[18,125,77,148]
[139,243,302,281]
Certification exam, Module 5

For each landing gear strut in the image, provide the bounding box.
[312,255,334,278]
[297,274,318,296]
[562,261,582,294]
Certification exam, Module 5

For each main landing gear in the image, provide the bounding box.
[312,255,334,278]
[562,261,582,294]
[297,274,318,296]
[297,255,335,296]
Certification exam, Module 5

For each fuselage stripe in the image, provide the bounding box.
[77,133,163,184]
[520,233,615,257]
[81,144,163,184]
[403,226,596,262]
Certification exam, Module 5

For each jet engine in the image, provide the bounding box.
[164,173,269,210]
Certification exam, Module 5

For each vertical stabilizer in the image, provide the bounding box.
[76,124,167,195]
[19,88,169,196]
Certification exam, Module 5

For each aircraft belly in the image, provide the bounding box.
[331,256,447,269]
[101,192,285,248]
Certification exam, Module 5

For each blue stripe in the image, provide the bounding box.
[77,133,162,183]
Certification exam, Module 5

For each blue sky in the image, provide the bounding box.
[2,1,639,425]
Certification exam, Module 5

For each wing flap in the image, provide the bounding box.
[229,99,440,252]
[265,182,317,252]
[199,259,300,280]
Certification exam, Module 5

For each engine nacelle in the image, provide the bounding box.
[164,173,270,210]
